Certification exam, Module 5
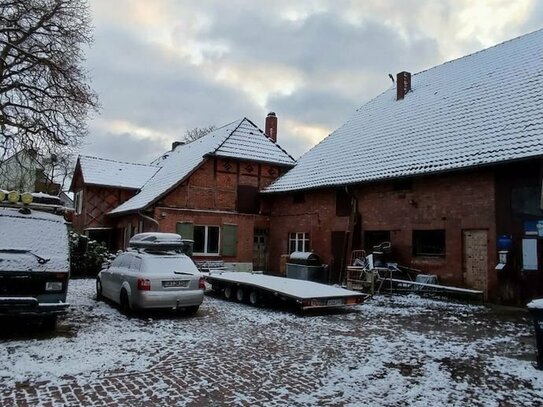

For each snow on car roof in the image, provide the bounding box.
[110,118,295,215]
[265,29,543,193]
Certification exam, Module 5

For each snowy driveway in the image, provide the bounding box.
[1,279,542,406]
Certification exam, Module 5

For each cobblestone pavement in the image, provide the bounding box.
[1,279,542,406]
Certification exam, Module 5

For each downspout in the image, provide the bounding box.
[338,186,359,285]
[138,210,159,232]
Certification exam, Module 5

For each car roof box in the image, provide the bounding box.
[129,233,184,250]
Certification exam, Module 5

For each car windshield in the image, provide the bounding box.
[143,256,197,274]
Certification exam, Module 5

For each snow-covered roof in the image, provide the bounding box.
[110,118,294,215]
[265,29,543,193]
[77,156,160,189]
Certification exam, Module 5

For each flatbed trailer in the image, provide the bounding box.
[205,271,368,310]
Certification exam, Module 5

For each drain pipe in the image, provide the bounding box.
[138,211,159,231]
[338,186,359,285]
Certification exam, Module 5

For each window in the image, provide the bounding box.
[130,257,142,271]
[413,230,445,257]
[237,185,259,214]
[336,189,351,217]
[74,190,83,215]
[289,232,310,253]
[365,231,391,252]
[194,226,220,255]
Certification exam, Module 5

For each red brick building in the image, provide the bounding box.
[263,30,543,304]
[71,116,295,271]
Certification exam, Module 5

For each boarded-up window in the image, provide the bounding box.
[222,224,238,256]
[176,222,194,240]
[237,185,259,214]
[413,230,445,257]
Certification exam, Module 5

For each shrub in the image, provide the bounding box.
[70,232,112,277]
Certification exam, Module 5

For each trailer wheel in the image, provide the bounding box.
[224,286,234,300]
[249,290,260,306]
[236,288,245,302]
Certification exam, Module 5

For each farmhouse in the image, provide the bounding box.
[70,115,295,271]
[71,29,543,303]
[263,29,543,303]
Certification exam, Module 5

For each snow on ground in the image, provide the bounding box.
[0,279,542,406]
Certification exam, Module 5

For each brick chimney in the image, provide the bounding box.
[396,71,411,100]
[171,141,185,150]
[265,112,278,142]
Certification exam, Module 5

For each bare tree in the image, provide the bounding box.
[182,125,216,143]
[0,0,98,164]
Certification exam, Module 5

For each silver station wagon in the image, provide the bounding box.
[96,233,204,315]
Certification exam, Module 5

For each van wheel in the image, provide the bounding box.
[236,288,245,302]
[42,315,57,331]
[120,289,131,315]
[96,279,103,301]
[249,290,260,306]
[224,286,234,300]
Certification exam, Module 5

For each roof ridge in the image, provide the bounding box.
[243,117,296,163]
[210,118,246,154]
[414,27,543,78]
[79,154,159,168]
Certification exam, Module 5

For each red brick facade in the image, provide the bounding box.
[268,168,499,298]
[106,157,286,267]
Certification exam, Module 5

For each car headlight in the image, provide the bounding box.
[45,282,63,291]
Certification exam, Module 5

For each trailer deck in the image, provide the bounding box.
[205,271,367,310]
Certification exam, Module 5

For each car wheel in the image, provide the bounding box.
[224,286,234,300]
[236,288,245,302]
[249,290,260,306]
[42,315,57,331]
[120,289,132,316]
[96,279,103,301]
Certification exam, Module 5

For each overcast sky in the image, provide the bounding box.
[81,0,543,164]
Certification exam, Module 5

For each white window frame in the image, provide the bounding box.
[74,190,83,215]
[194,225,220,255]
[289,232,310,253]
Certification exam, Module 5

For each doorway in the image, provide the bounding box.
[253,228,269,271]
[462,229,488,296]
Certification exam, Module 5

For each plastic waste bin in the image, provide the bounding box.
[527,298,543,370]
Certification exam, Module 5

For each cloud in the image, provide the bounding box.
[81,0,540,165]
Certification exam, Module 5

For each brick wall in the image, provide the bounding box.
[268,190,350,275]
[153,207,269,263]
[267,168,498,297]
[159,157,283,211]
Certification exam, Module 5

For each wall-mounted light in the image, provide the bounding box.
[408,199,418,208]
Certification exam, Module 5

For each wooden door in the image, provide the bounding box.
[463,230,488,296]
[253,228,268,271]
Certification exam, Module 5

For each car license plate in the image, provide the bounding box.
[327,298,343,306]
[162,280,189,288]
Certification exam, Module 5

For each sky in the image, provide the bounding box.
[81,0,543,164]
